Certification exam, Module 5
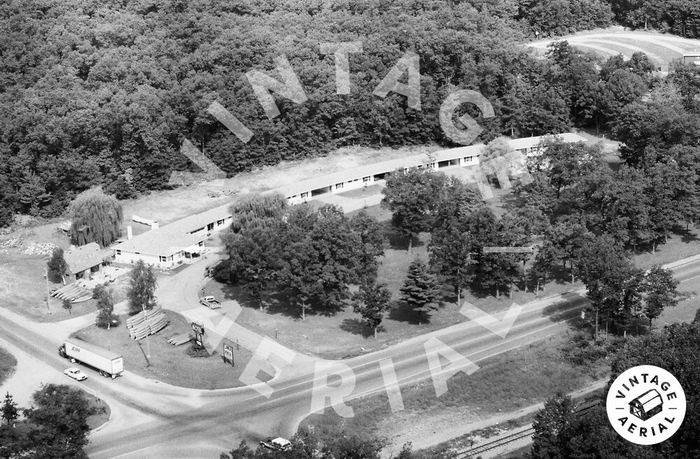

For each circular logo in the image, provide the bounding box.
[606,365,686,445]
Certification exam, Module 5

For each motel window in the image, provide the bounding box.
[336,182,343,189]
[429,162,436,168]
[160,256,166,262]
[135,252,140,255]
[217,219,224,225]
[301,192,309,198]
[116,249,121,255]
[363,176,371,183]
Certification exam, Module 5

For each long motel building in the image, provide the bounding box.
[112,133,585,269]
[280,133,585,205]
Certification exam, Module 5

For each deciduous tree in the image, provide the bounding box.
[353,280,392,338]
[68,188,123,247]
[47,247,68,284]
[127,260,157,315]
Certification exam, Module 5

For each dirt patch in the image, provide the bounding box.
[70,310,259,389]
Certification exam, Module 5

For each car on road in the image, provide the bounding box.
[64,367,88,381]
[260,437,292,452]
[200,295,221,309]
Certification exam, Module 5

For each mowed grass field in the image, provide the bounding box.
[528,29,700,71]
[71,310,259,389]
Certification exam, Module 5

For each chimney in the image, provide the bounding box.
[127,225,133,240]
[151,221,159,230]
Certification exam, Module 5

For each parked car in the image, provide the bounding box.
[260,437,292,452]
[64,367,88,381]
[199,295,221,309]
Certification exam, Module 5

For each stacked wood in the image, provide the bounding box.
[167,333,193,346]
[126,307,169,340]
[52,283,93,303]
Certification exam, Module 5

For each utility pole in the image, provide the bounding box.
[142,303,151,365]
[44,267,51,314]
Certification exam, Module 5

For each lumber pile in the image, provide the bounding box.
[167,333,193,346]
[126,307,169,340]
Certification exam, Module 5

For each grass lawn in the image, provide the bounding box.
[207,226,583,359]
[0,347,17,386]
[300,333,609,447]
[85,391,111,430]
[632,226,700,269]
[71,310,258,389]
[0,251,132,322]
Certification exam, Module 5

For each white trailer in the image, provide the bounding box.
[59,339,124,379]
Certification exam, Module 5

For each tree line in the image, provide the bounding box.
[1,385,98,458]
[219,194,384,320]
[0,0,639,227]
[532,319,700,458]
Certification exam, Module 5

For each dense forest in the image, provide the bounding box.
[0,0,698,226]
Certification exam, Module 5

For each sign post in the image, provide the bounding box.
[222,341,234,366]
[191,322,205,348]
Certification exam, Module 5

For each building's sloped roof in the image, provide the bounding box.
[114,205,233,257]
[65,242,107,274]
[170,205,232,234]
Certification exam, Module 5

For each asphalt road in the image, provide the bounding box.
[2,257,698,458]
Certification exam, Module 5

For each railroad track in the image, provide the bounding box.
[454,400,600,458]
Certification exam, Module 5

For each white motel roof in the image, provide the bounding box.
[277,133,586,197]
[114,132,585,257]
[114,205,233,257]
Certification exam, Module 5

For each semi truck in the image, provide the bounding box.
[58,339,124,379]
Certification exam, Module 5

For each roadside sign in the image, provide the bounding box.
[191,322,205,335]
[223,342,234,366]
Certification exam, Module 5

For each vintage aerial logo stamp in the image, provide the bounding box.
[606,365,686,445]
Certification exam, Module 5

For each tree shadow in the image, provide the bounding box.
[541,291,590,331]
[678,228,700,244]
[340,318,374,338]
[383,223,425,251]
[388,301,428,325]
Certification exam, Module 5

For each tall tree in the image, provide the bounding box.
[1,393,18,426]
[349,210,385,282]
[68,188,123,247]
[353,280,392,338]
[400,259,441,324]
[94,284,119,329]
[127,260,157,315]
[47,247,68,284]
[429,222,474,305]
[638,265,679,327]
[381,168,448,251]
[577,235,641,338]
[25,384,94,458]
[531,393,576,458]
